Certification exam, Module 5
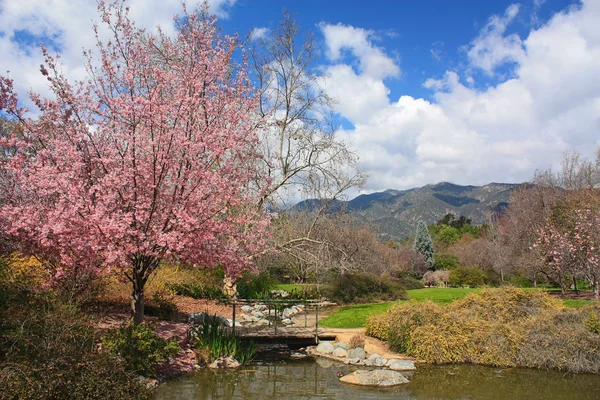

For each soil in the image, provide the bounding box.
[326,328,413,360]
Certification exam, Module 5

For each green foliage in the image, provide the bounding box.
[432,225,461,245]
[144,293,179,320]
[449,266,487,287]
[102,324,180,377]
[433,254,458,270]
[320,302,394,329]
[189,316,256,365]
[585,310,600,334]
[414,220,434,268]
[366,287,600,373]
[236,271,277,299]
[0,283,149,399]
[167,282,225,300]
[326,272,407,304]
[394,275,425,290]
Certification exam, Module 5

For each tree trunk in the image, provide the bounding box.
[533,274,537,288]
[132,286,145,325]
[500,268,504,283]
[572,275,578,293]
[595,280,599,300]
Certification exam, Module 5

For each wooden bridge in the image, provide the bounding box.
[227,299,337,346]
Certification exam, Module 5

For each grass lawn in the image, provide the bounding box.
[275,283,320,292]
[318,287,597,328]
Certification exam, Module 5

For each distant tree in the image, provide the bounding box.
[414,220,434,270]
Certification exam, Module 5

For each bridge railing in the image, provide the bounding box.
[225,298,330,342]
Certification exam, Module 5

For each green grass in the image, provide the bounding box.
[275,284,319,292]
[406,287,479,304]
[319,302,394,328]
[563,299,595,308]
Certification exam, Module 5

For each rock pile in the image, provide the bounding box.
[308,341,416,371]
[238,303,305,327]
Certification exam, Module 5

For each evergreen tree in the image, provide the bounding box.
[414,220,435,269]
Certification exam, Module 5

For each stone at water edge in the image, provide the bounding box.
[385,358,399,367]
[374,357,387,367]
[389,360,416,371]
[347,347,366,360]
[208,357,241,369]
[281,318,294,325]
[316,341,335,354]
[333,342,349,350]
[367,353,381,362]
[333,348,348,358]
[241,305,253,312]
[339,370,410,386]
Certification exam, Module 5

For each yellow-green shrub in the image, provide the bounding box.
[366,287,600,373]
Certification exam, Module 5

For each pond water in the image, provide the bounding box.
[155,353,600,400]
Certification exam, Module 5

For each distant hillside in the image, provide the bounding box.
[294,182,516,241]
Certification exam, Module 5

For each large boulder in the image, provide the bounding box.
[339,370,410,386]
[374,357,387,367]
[347,347,366,360]
[316,341,334,354]
[367,353,381,362]
[333,348,348,358]
[389,360,417,371]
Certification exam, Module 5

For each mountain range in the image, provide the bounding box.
[295,182,517,240]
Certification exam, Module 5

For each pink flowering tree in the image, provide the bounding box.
[534,222,578,294]
[572,209,600,299]
[0,1,270,323]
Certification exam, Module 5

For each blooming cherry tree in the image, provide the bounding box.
[0,1,270,323]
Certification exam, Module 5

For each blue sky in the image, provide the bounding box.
[1,0,599,193]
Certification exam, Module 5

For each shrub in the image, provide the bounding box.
[167,282,225,300]
[144,292,180,320]
[394,275,424,290]
[348,333,365,349]
[0,286,149,399]
[102,324,180,376]
[433,254,458,270]
[366,287,600,373]
[236,271,277,299]
[449,265,487,287]
[189,316,256,364]
[326,272,407,304]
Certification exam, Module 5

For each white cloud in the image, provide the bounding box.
[466,4,525,75]
[325,0,600,192]
[0,0,236,110]
[249,27,268,41]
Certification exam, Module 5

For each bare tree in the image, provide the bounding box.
[247,12,366,278]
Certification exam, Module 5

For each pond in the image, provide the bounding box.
[155,353,600,400]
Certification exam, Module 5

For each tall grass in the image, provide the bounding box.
[189,316,256,365]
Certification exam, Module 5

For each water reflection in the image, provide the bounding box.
[155,356,600,400]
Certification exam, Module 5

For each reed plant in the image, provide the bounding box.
[190,316,256,365]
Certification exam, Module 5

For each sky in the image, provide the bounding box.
[1,0,599,195]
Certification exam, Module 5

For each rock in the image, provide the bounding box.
[367,353,381,362]
[374,357,387,367]
[290,352,307,359]
[316,341,334,354]
[188,312,230,327]
[389,360,416,371]
[348,357,361,364]
[255,304,268,312]
[339,370,410,387]
[333,348,348,358]
[252,311,264,318]
[334,342,349,350]
[145,379,159,390]
[256,319,269,326]
[281,318,294,325]
[282,308,295,318]
[347,347,366,360]
[386,358,399,367]
[208,356,240,369]
[241,305,253,312]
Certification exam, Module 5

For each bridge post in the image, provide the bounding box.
[274,305,278,335]
[232,302,236,334]
[315,303,319,343]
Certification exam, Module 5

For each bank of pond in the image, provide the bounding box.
[155,353,600,400]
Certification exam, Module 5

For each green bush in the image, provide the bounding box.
[144,293,180,320]
[433,254,458,270]
[449,266,487,287]
[0,286,149,399]
[189,316,256,365]
[236,271,277,299]
[326,272,407,304]
[102,323,180,377]
[395,275,425,290]
[167,282,225,300]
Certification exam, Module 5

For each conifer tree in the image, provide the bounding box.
[414,220,435,269]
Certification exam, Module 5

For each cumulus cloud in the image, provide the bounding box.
[466,3,525,75]
[249,27,268,41]
[323,1,600,192]
[0,0,236,109]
